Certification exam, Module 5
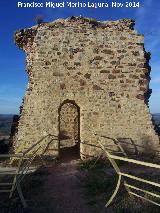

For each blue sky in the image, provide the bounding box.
[0,0,159,114]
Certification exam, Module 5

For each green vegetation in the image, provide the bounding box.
[78,158,118,211]
[78,158,107,171]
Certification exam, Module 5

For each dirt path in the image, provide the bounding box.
[42,159,92,213]
[30,154,160,213]
[2,147,160,213]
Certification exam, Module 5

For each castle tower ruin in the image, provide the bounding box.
[14,17,159,159]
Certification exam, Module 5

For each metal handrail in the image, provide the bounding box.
[97,135,160,208]
[95,134,128,157]
[0,133,58,208]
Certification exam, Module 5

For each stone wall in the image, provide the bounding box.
[14,17,159,158]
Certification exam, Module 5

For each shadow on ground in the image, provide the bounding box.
[0,154,160,212]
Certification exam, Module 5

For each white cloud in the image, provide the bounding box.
[151,63,160,71]
[136,0,152,16]
[145,39,160,51]
[152,77,160,83]
[135,0,154,30]
[136,7,145,17]
[0,84,24,114]
[149,88,160,113]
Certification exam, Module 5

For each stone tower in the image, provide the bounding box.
[14,17,159,159]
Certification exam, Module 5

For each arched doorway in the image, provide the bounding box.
[58,100,80,160]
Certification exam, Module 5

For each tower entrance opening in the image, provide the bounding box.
[58,100,80,160]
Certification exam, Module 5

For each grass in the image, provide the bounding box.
[1,157,160,212]
[78,158,108,171]
[78,158,118,211]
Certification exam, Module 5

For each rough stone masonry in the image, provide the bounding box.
[14,16,159,159]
